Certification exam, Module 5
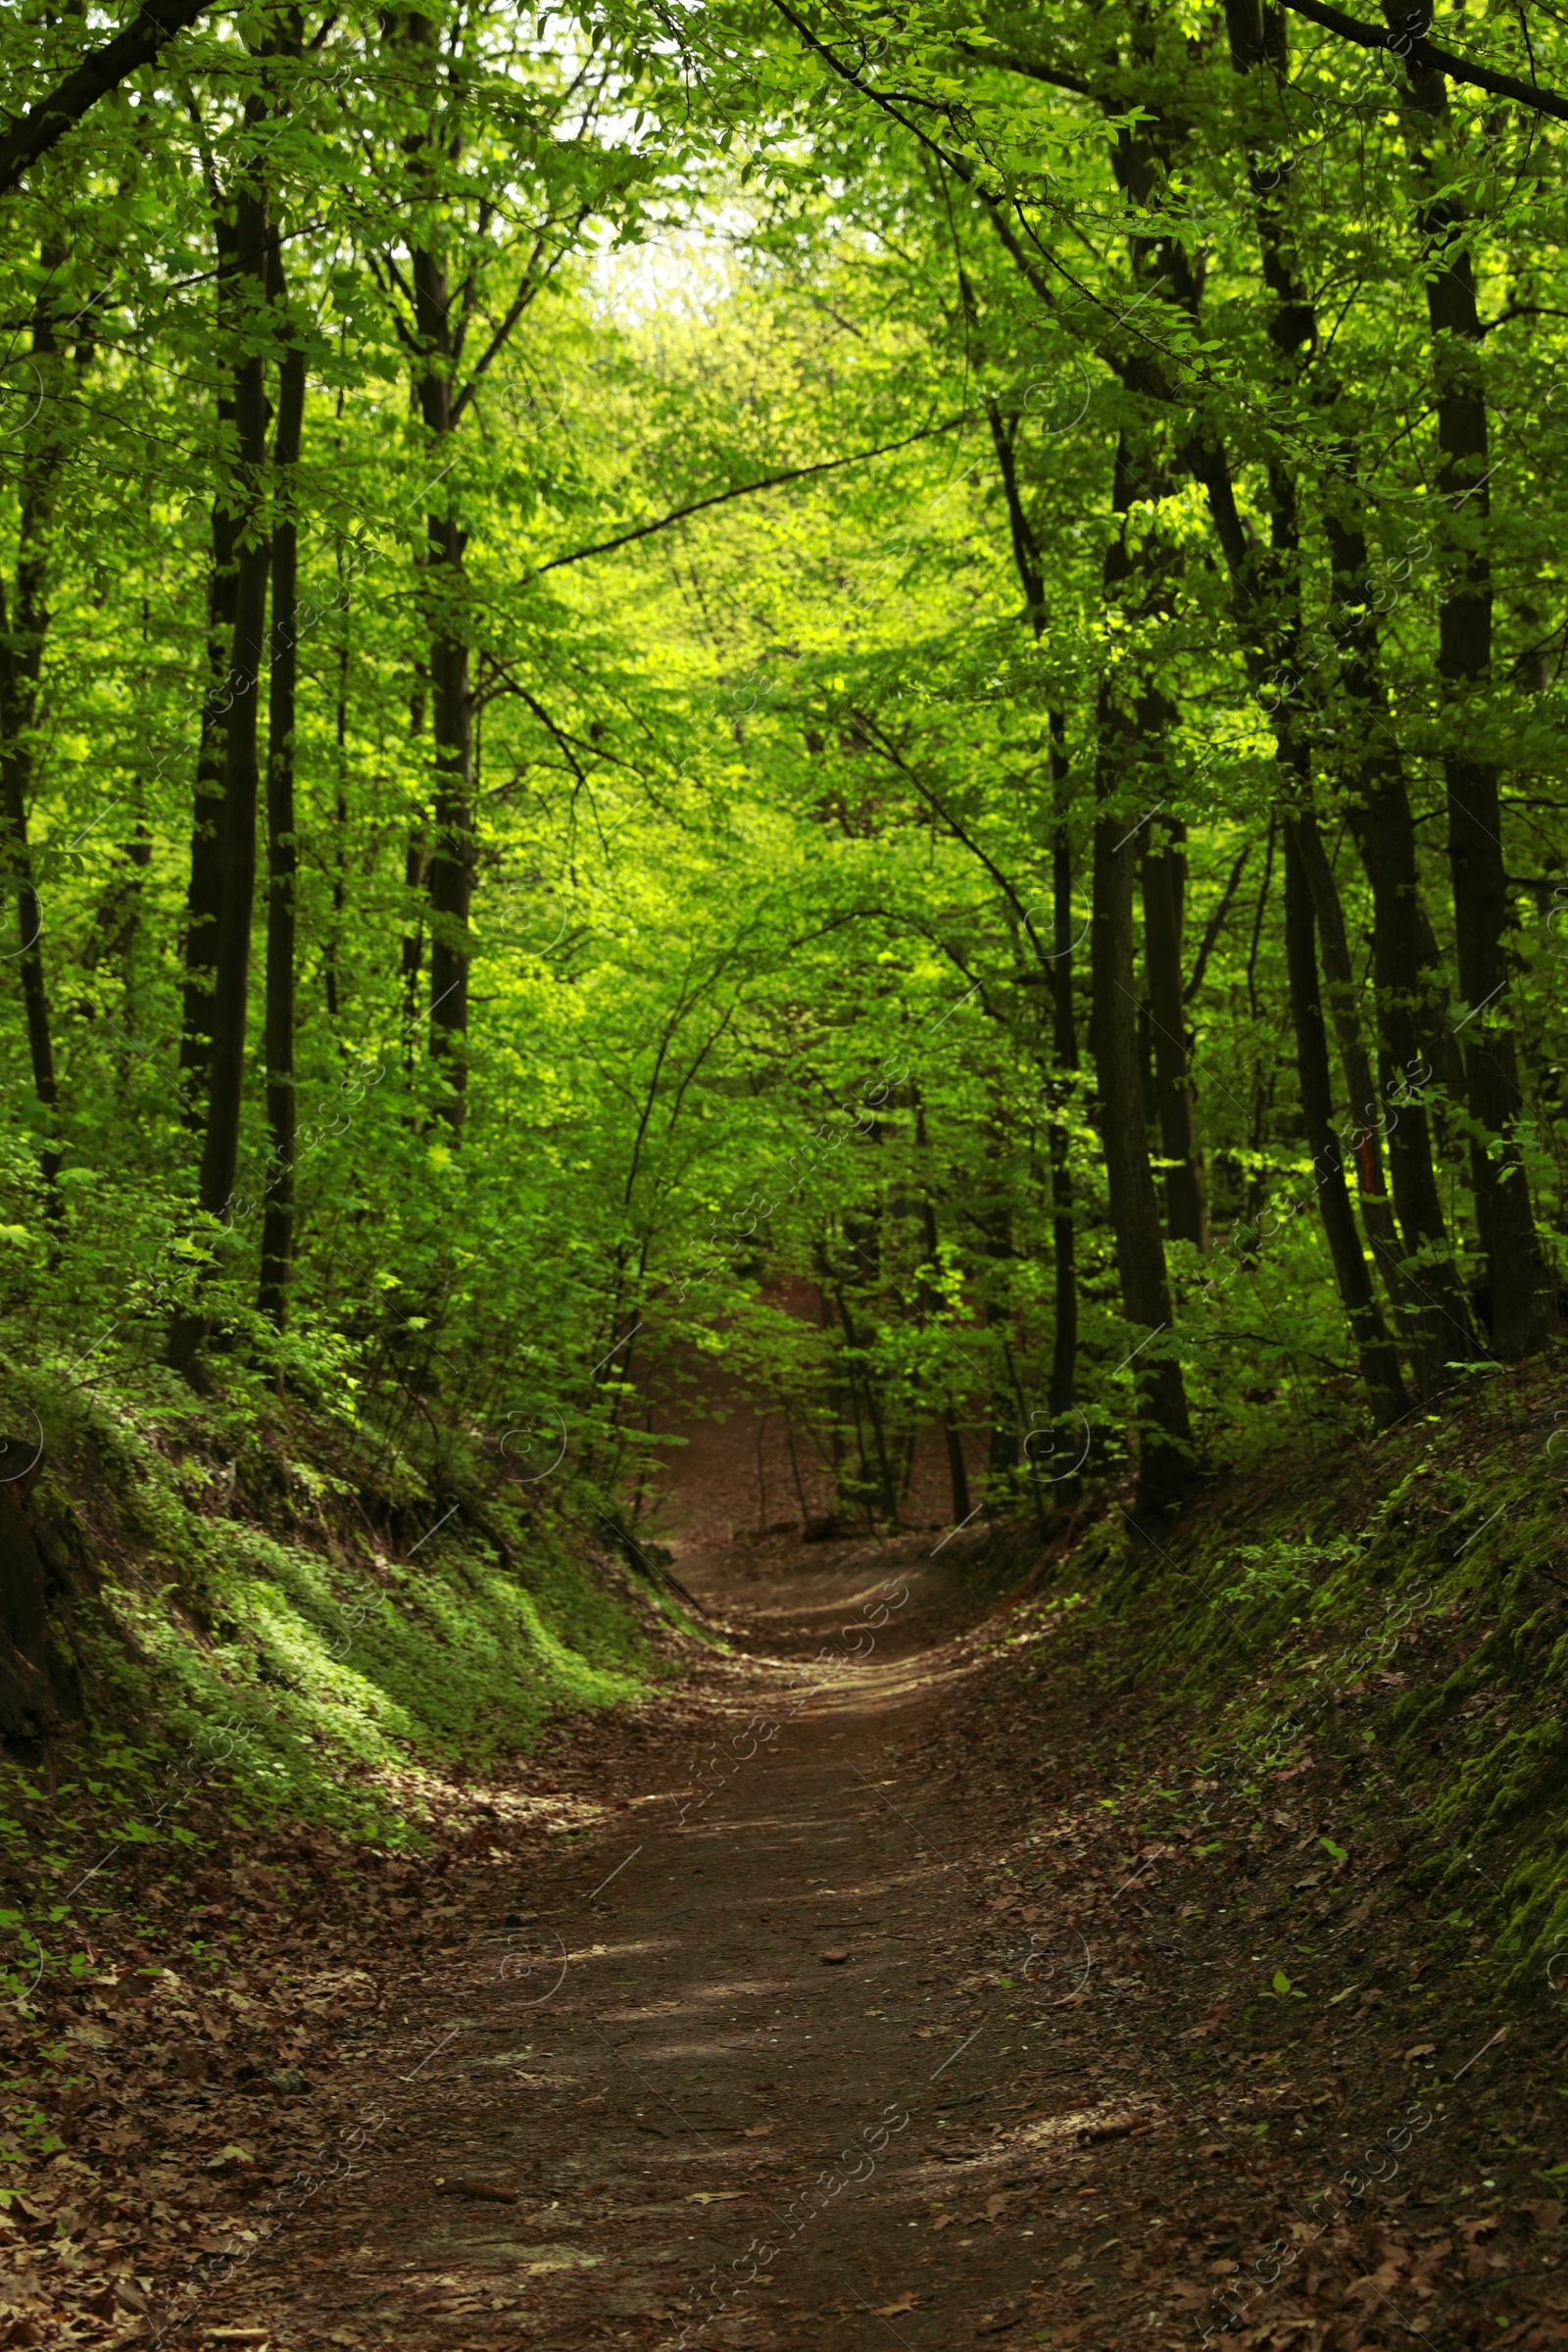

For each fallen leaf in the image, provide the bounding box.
[742,2125,774,2138]
[1402,2041,1437,2060]
[874,2295,918,2315]
[686,2191,744,2204]
[975,2314,1022,2337]
[205,2145,256,2171]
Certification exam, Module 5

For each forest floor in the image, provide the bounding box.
[7,1525,1567,2352]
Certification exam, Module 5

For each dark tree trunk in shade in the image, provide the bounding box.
[1402,70,1551,1356]
[914,1101,970,1528]
[1047,709,1080,1478]
[405,8,473,1131]
[1321,506,1477,1392]
[259,265,306,1329]
[0,240,72,1202]
[1140,815,1206,1250]
[195,172,270,1235]
[179,195,242,1118]
[1220,1,1475,1391]
[1281,822,1408,1424]
[1090,439,1195,1521]
[1290,807,1422,1354]
[980,392,1079,1467]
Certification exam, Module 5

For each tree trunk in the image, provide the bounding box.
[1281,821,1407,1424]
[920,1195,971,1527]
[178,198,242,1118]
[980,396,1079,1463]
[1322,508,1477,1392]
[914,1101,970,1527]
[1140,815,1206,1248]
[1090,433,1195,1522]
[1223,0,1475,1393]
[0,240,71,1201]
[1402,71,1550,1357]
[405,9,472,1130]
[259,259,306,1329]
[1047,710,1079,1465]
[195,172,270,1232]
[1290,807,1419,1343]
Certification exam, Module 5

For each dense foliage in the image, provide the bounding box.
[4,0,1567,1540]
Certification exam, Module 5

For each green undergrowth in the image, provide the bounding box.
[0,1348,668,1878]
[1029,1345,1568,1994]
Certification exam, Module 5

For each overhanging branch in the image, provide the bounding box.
[0,0,216,199]
[530,416,964,577]
[1281,0,1568,125]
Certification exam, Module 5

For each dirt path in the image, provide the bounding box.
[154,1539,1095,2351]
[34,1530,1562,2352]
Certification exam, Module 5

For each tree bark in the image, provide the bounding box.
[405,9,472,1130]
[1222,0,1475,1394]
[1141,816,1206,1248]
[980,393,1079,1460]
[0,0,215,200]
[1091,432,1196,1521]
[1321,506,1477,1390]
[178,194,242,1116]
[913,1098,971,1527]
[1281,821,1407,1423]
[195,171,270,1233]
[259,255,306,1329]
[1047,710,1079,1451]
[0,239,72,1201]
[1290,808,1417,1333]
[1402,68,1551,1356]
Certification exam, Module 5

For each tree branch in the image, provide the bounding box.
[1280,0,1568,125]
[954,38,1095,99]
[530,416,964,577]
[0,0,216,199]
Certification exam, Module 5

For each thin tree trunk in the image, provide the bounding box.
[980,394,1079,1456]
[325,531,350,1026]
[1047,710,1079,1462]
[259,254,306,1329]
[0,239,71,1201]
[178,198,242,1119]
[1402,68,1550,1356]
[914,1107,970,1527]
[1223,0,1474,1393]
[405,9,472,1129]
[1282,821,1407,1424]
[1090,432,1195,1522]
[832,1277,898,1528]
[1290,808,1417,1336]
[1323,509,1476,1391]
[196,172,270,1232]
[1141,815,1206,1248]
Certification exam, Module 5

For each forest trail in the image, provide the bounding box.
[164,1540,1112,2352]
[124,1530,1560,2352]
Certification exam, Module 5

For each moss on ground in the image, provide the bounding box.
[0,1350,661,1923]
[1021,1345,1568,1996]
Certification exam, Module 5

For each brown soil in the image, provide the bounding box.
[10,1531,1567,2352]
